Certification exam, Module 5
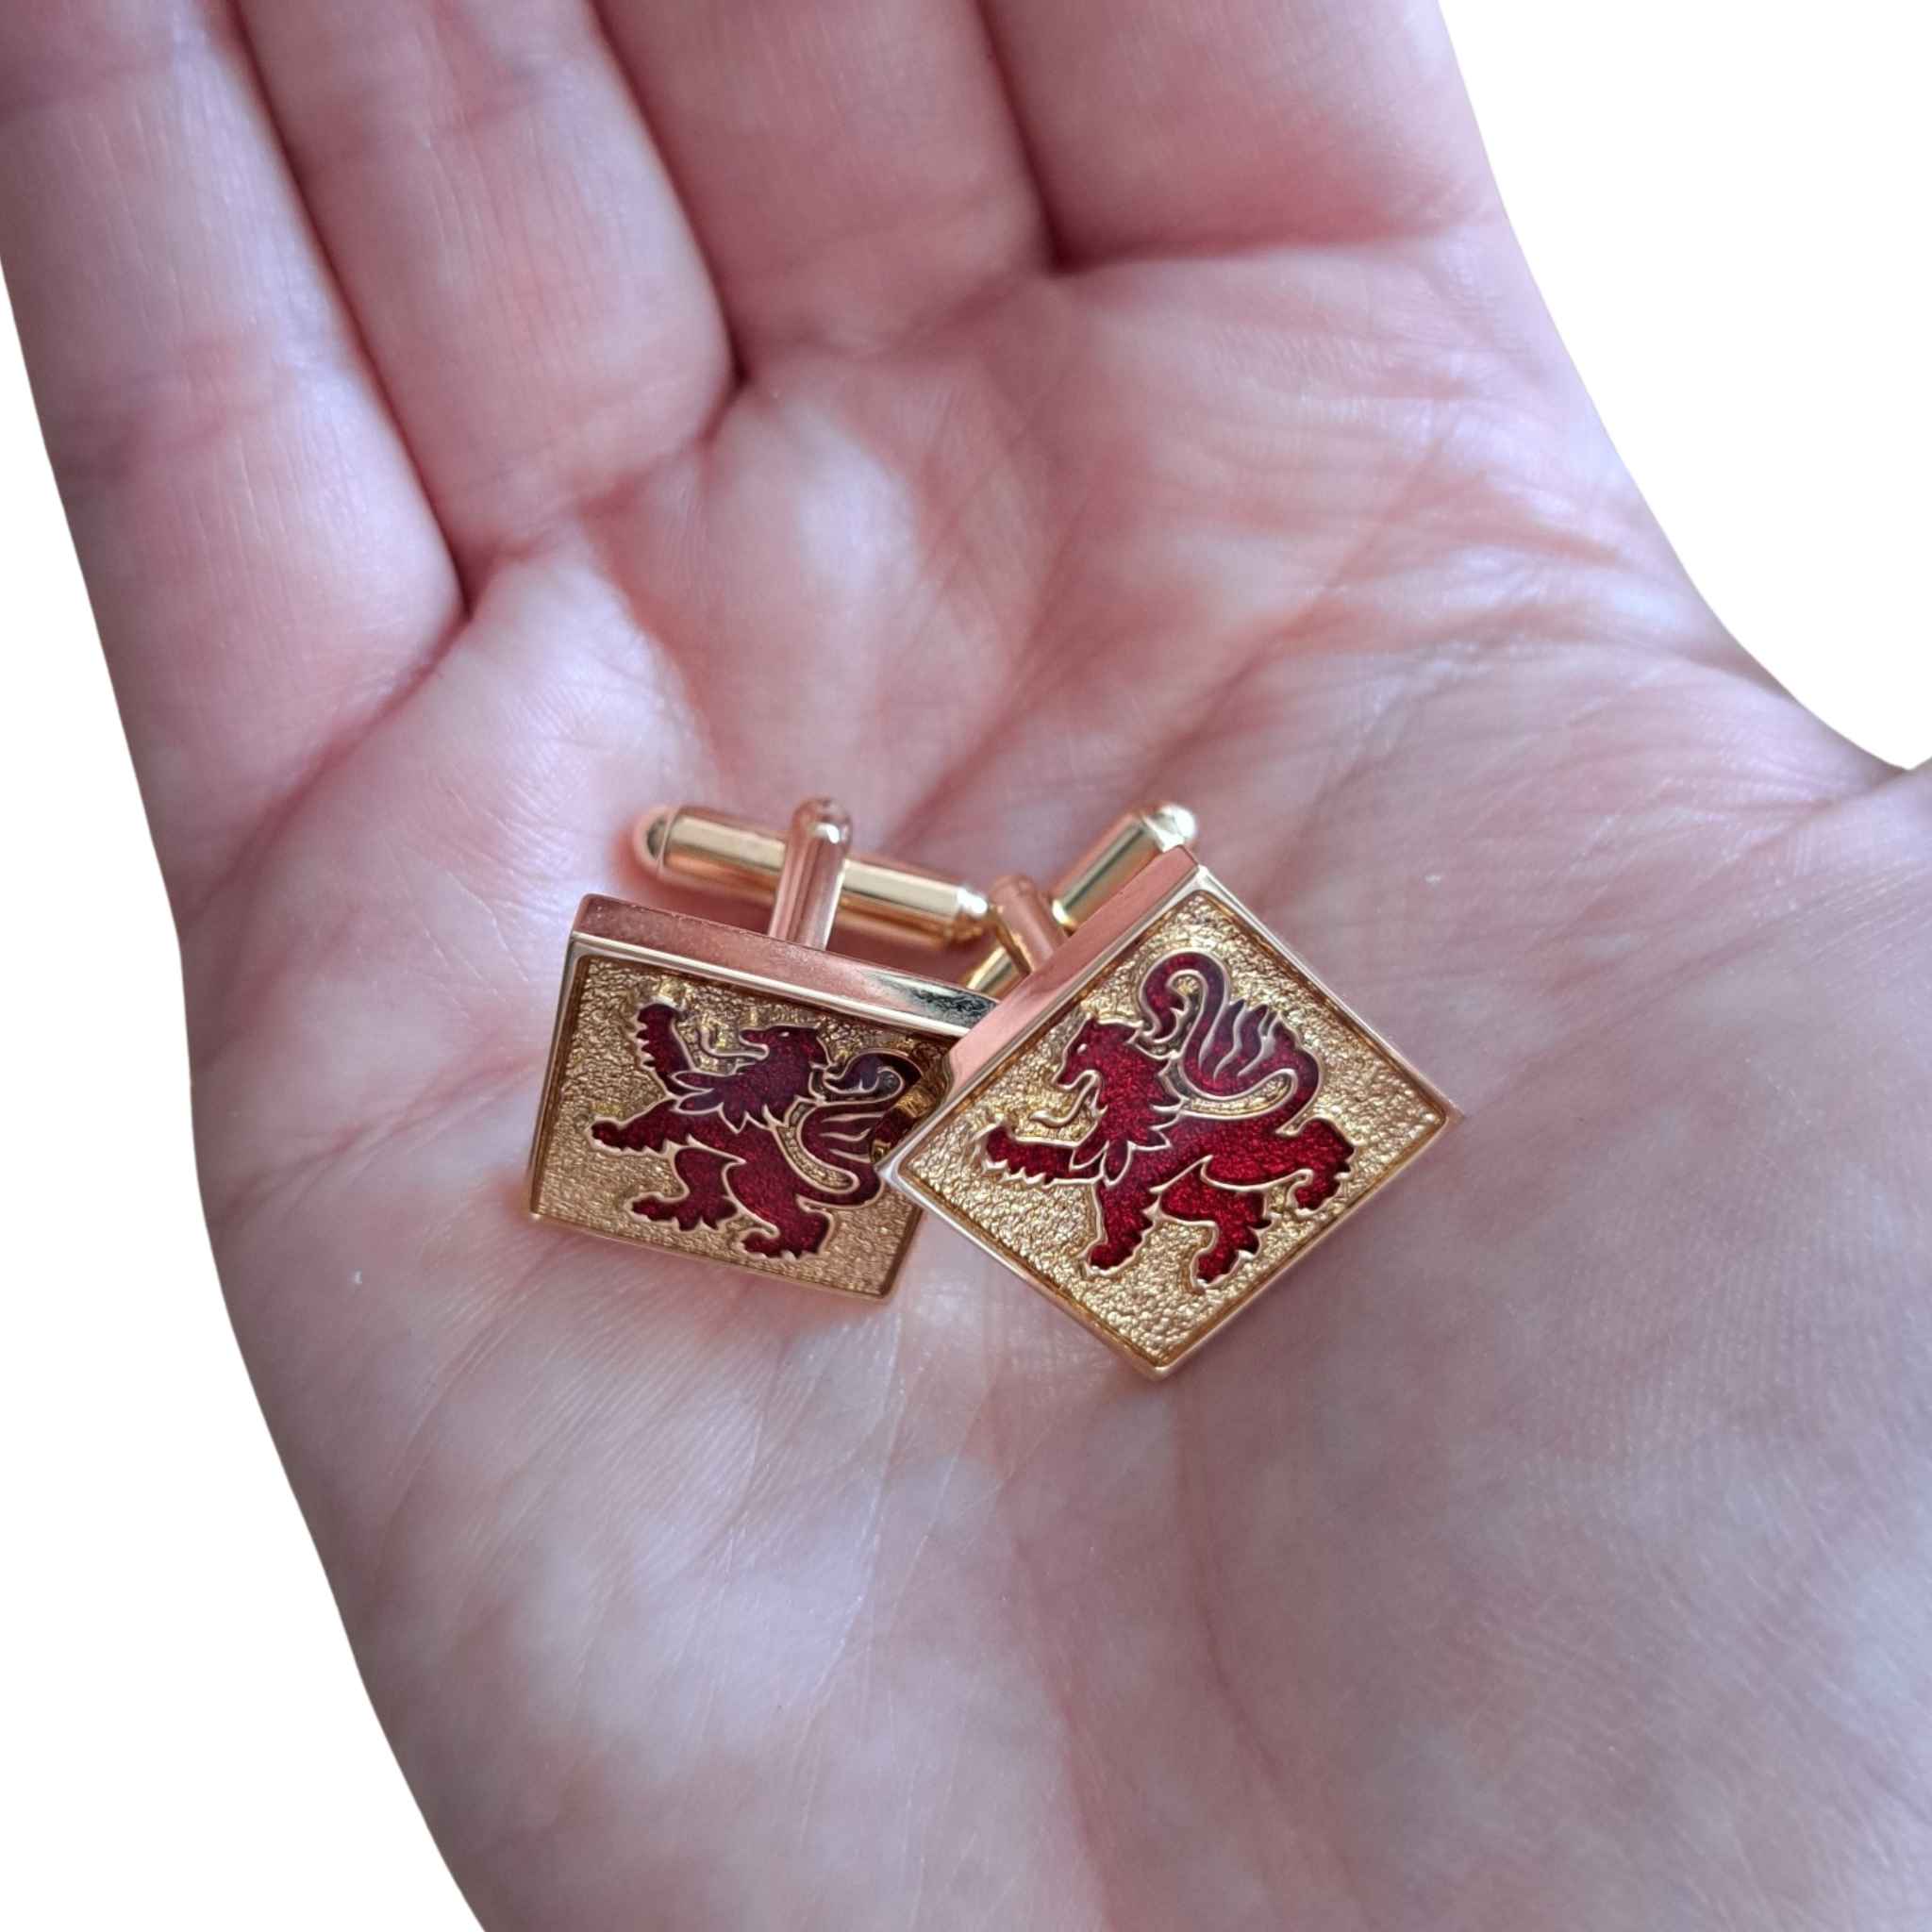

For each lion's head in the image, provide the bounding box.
[679,1023,828,1127]
[1057,1015,1177,1180]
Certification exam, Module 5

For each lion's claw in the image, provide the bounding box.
[741,1230,809,1260]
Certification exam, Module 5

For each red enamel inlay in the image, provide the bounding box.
[591,1003,922,1261]
[984,951,1352,1288]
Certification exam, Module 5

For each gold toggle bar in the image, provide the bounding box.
[634,804,990,949]
[961,801,1197,994]
[634,798,1197,981]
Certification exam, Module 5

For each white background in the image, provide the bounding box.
[2,6,1925,1926]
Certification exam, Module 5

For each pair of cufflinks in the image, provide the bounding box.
[527,799,1454,1375]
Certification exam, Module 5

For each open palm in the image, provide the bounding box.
[7,3,1928,1926]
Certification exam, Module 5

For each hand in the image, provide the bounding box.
[6,4,1926,1925]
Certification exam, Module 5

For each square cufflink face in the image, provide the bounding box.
[528,897,994,1298]
[882,850,1456,1373]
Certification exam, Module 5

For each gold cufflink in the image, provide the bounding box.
[526,798,993,1299]
[881,843,1457,1374]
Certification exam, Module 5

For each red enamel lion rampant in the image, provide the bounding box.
[590,1004,924,1261]
[983,951,1353,1288]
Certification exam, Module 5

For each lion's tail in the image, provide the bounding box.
[795,1053,924,1200]
[1140,951,1318,1107]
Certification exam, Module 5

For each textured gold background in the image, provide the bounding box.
[904,891,1447,1367]
[534,956,951,1297]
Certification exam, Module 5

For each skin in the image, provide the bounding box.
[4,2,1927,1926]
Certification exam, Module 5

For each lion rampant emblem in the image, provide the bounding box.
[983,951,1353,1288]
[589,1003,924,1261]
